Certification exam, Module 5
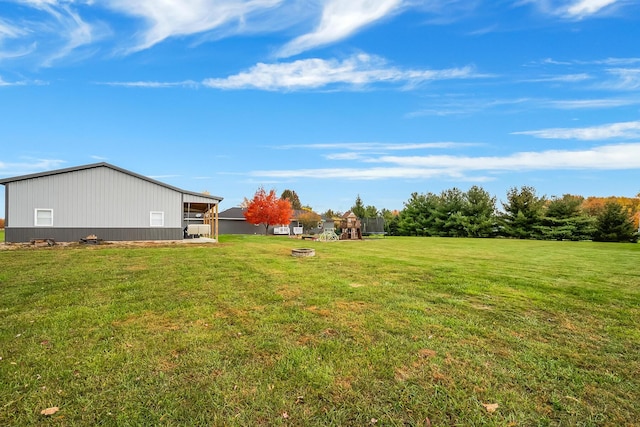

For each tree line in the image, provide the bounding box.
[243,186,639,242]
[383,186,638,243]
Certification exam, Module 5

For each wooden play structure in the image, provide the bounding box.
[339,212,362,240]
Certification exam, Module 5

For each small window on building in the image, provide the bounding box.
[150,211,164,227]
[35,209,53,227]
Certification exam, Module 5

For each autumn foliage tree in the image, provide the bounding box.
[243,187,293,235]
[297,210,322,233]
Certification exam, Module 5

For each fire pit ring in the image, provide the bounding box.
[291,248,315,257]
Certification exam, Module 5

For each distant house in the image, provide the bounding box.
[0,162,223,243]
[218,207,263,235]
[218,207,326,235]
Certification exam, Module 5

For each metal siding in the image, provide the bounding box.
[5,227,182,243]
[219,219,266,235]
[183,194,219,204]
[4,185,8,227]
[5,166,181,228]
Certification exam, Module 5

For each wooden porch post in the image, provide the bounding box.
[215,203,219,241]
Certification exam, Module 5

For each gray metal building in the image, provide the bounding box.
[0,162,223,243]
[218,207,264,234]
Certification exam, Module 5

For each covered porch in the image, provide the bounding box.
[183,194,222,241]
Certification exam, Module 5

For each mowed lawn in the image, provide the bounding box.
[1,236,638,426]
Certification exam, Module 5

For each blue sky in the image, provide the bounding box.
[1,0,640,215]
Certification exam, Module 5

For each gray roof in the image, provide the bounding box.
[219,207,246,219]
[0,162,223,202]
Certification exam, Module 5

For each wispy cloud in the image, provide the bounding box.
[0,76,25,86]
[276,0,402,58]
[513,121,640,141]
[564,0,619,18]
[277,142,480,150]
[0,158,66,177]
[100,80,199,88]
[523,73,592,83]
[250,166,489,181]
[524,0,623,19]
[27,1,100,66]
[105,0,283,53]
[148,174,181,179]
[549,97,640,109]
[604,68,640,90]
[377,143,640,170]
[407,97,533,117]
[280,141,481,162]
[202,54,485,90]
[513,120,640,140]
[248,142,640,180]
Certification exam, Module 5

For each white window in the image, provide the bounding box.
[35,209,53,227]
[150,211,164,227]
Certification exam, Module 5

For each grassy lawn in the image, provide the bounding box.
[1,236,639,426]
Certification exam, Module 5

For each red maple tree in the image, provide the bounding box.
[243,187,293,235]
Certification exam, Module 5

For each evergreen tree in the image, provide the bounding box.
[381,209,399,235]
[462,185,497,237]
[593,201,638,243]
[398,192,439,236]
[364,205,379,219]
[500,186,546,239]
[435,188,466,237]
[351,194,366,219]
[280,189,302,210]
[542,194,595,241]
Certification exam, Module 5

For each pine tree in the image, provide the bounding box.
[500,186,546,239]
[593,201,638,243]
[351,195,366,219]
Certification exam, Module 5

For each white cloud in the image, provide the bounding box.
[202,54,484,90]
[604,68,640,90]
[250,166,484,181]
[2,1,102,66]
[0,76,27,86]
[513,120,640,140]
[326,152,366,161]
[0,158,66,177]
[279,142,480,150]
[549,97,639,109]
[565,0,619,18]
[376,143,640,170]
[276,0,402,58]
[524,0,622,19]
[105,0,283,52]
[42,5,96,66]
[100,80,199,88]
[0,18,25,38]
[524,73,591,83]
[248,143,640,180]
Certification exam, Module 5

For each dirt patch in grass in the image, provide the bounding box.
[112,311,181,333]
[334,300,373,313]
[306,306,331,317]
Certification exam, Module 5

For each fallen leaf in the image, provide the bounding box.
[482,403,499,413]
[370,418,378,424]
[425,417,432,426]
[41,407,59,416]
[282,412,289,419]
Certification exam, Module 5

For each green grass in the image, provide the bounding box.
[1,236,639,426]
